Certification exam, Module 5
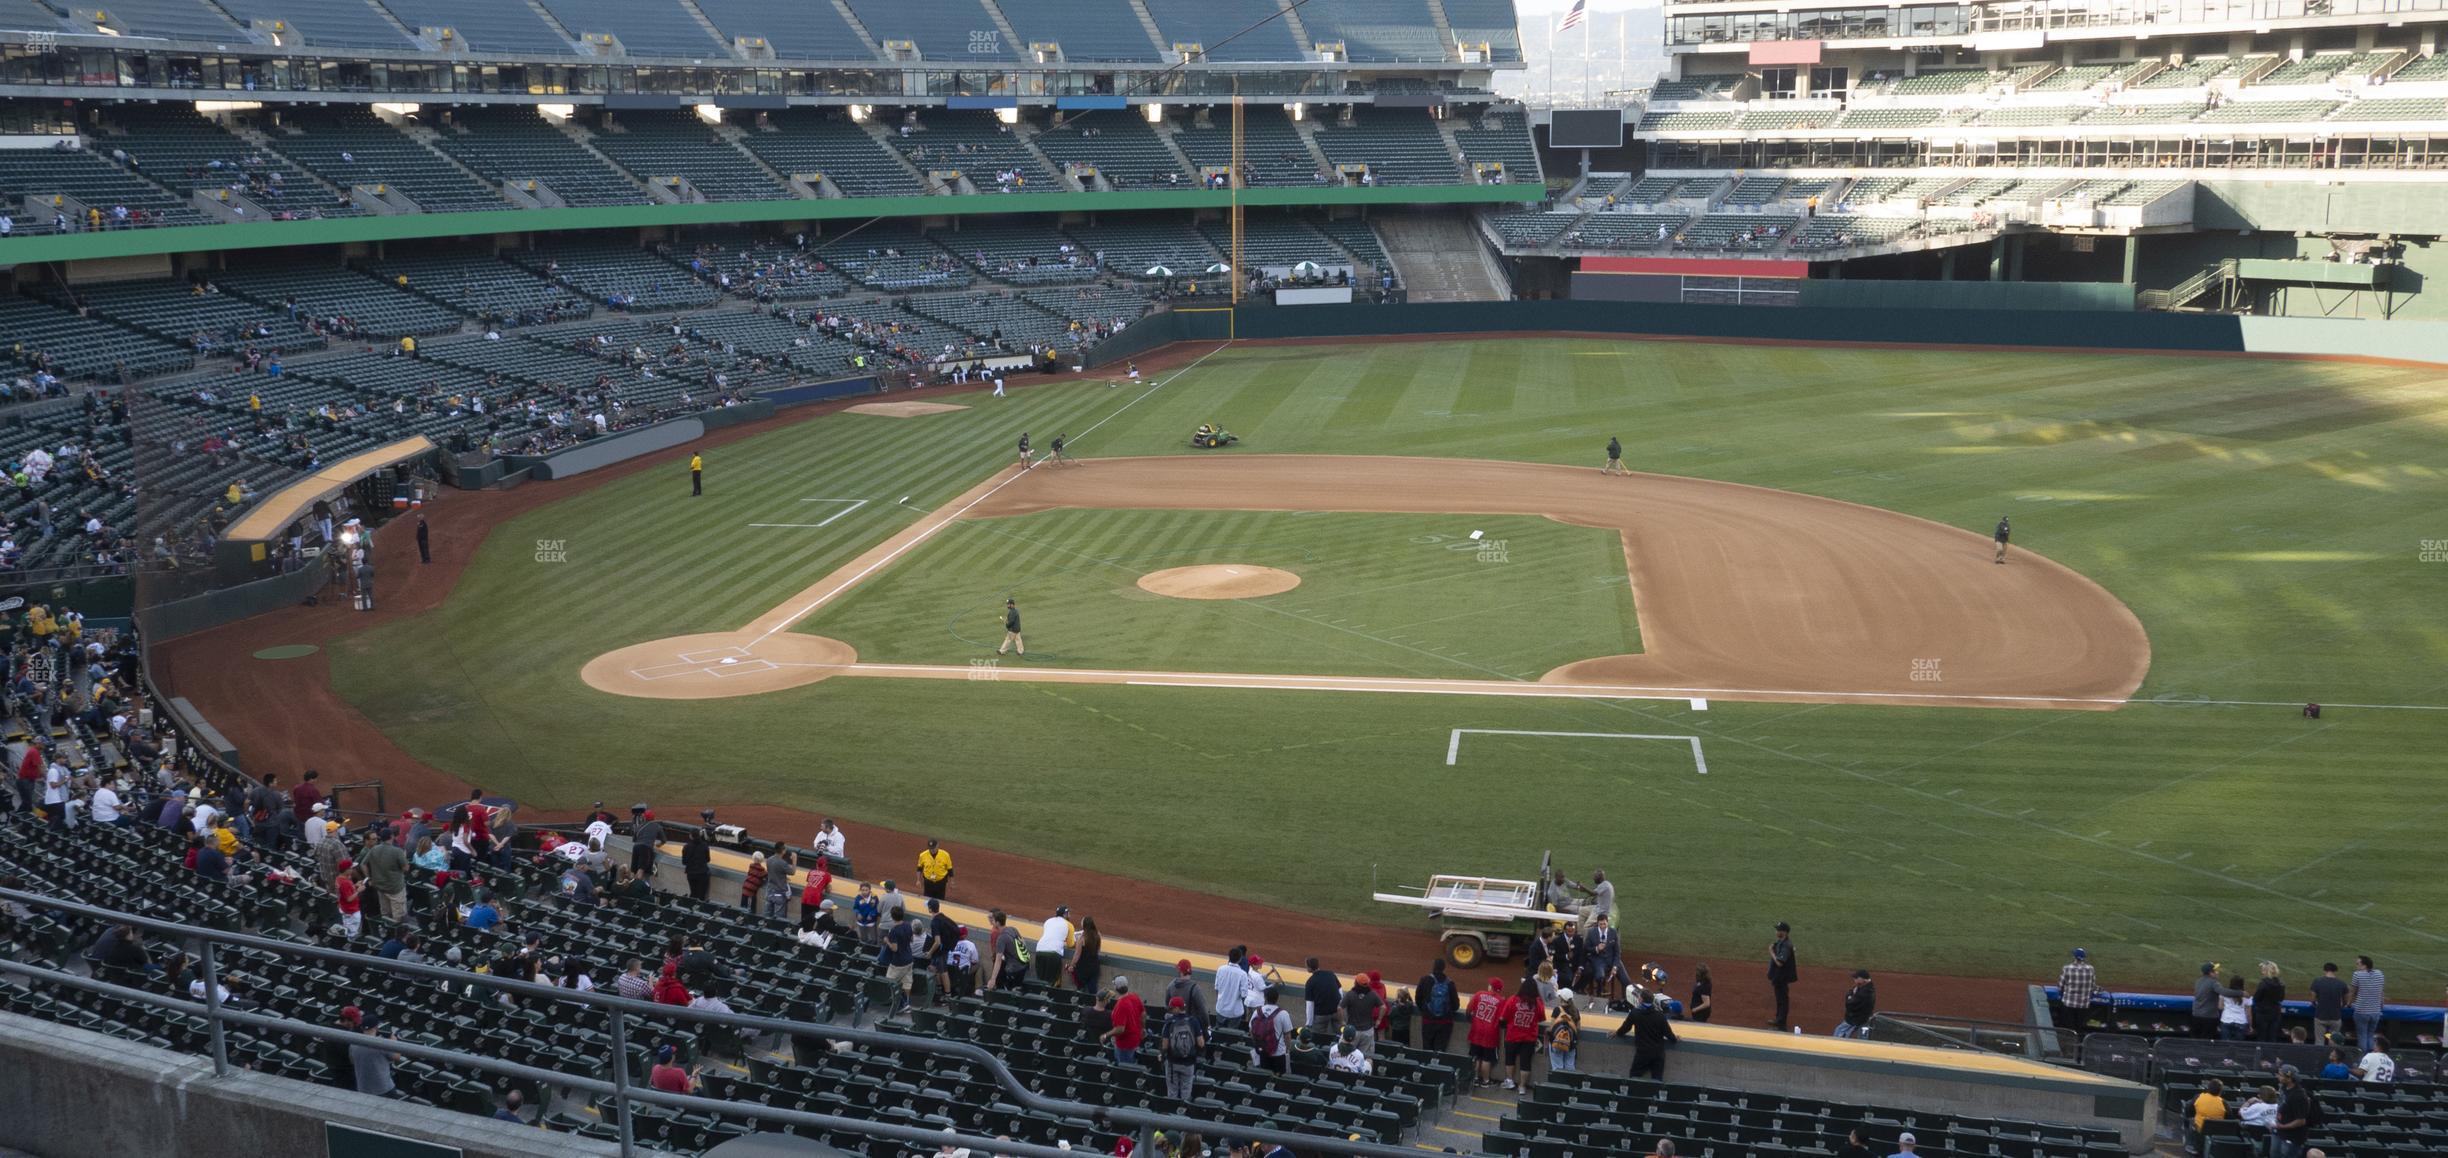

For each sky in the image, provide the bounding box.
[1491,0,1669,104]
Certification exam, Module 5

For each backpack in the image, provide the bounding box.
[1423,977,1457,1019]
[1164,1014,1200,1063]
[1248,1006,1282,1056]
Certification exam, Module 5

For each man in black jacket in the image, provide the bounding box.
[1303,957,1342,1032]
[1767,921,1798,1030]
[1837,970,1877,1038]
[1612,989,1678,1079]
[681,828,711,901]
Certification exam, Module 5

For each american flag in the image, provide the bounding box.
[1557,0,1587,31]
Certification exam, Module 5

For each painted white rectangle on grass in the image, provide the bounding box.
[1446,728,1708,774]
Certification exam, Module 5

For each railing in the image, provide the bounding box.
[1869,1010,2047,1060]
[0,886,1441,1158]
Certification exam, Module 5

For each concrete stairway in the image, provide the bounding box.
[1374,210,1511,302]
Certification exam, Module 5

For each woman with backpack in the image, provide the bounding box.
[1545,990,1582,1072]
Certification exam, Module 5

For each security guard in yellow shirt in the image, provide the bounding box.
[917,839,953,901]
[690,453,703,496]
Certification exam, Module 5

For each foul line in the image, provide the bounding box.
[1446,728,1708,773]
[745,341,1234,647]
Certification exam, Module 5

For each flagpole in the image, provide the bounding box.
[1582,8,1592,102]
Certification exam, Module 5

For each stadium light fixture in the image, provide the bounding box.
[695,104,724,125]
[538,103,576,122]
[372,103,420,117]
[193,101,263,114]
[849,104,870,122]
[1287,102,1305,121]
[1144,103,1164,124]
[995,107,1020,126]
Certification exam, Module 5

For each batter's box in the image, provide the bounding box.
[631,660,714,681]
[680,646,752,664]
[708,659,778,678]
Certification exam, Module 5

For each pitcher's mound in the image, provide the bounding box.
[847,401,968,418]
[1137,565,1301,600]
[582,632,858,699]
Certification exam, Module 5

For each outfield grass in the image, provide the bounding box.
[800,510,1639,678]
[325,338,2448,982]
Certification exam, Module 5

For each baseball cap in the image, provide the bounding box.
[2202,962,2217,974]
[656,1044,676,1062]
[1247,955,1263,968]
[2072,948,2087,959]
[1556,988,1575,1003]
[1112,975,1129,990]
[338,1006,364,1027]
[1169,997,1186,1009]
[1774,920,1790,931]
[1853,969,1870,979]
[1177,958,1194,975]
[1898,1134,1916,1145]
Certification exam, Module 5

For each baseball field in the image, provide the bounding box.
[299,335,2447,985]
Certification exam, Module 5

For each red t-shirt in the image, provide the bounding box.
[803,868,831,907]
[1111,993,1146,1050]
[463,802,491,842]
[649,1064,692,1094]
[335,877,360,915]
[1500,995,1544,1043]
[290,782,322,821]
[1467,992,1504,1048]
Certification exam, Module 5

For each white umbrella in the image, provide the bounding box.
[1205,262,1232,274]
[1292,260,1323,275]
[1145,265,1173,277]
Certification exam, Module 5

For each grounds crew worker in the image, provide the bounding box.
[1603,436,1625,476]
[997,599,1024,656]
[918,839,953,900]
[690,452,704,497]
[1993,515,2011,564]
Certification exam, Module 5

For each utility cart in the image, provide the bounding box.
[1373,852,1576,969]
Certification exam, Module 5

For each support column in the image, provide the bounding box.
[2008,234,2026,281]
[1989,236,2007,281]
[1940,249,1957,281]
[2122,235,2140,284]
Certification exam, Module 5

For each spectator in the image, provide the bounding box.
[334,865,364,939]
[2054,948,2096,1032]
[986,909,1026,990]
[2239,1086,2279,1145]
[463,890,502,930]
[2276,1066,2314,1158]
[1342,974,1383,1056]
[2253,961,2288,1043]
[1466,977,1506,1087]
[2349,956,2385,1052]
[1545,990,1581,1072]
[1836,1128,1875,1158]
[1304,957,1342,1032]
[2309,962,2349,1046]
[1105,975,1146,1064]
[648,1044,696,1094]
[2354,1035,2394,1083]
[1246,984,1292,1076]
[1160,995,1203,1102]
[1688,962,1715,1023]
[344,1009,400,1098]
[1070,916,1104,992]
[651,962,691,1006]
[1614,986,1679,1080]
[740,851,767,911]
[925,900,960,1005]
[853,882,881,946]
[1035,906,1074,986]
[764,850,795,921]
[1837,970,1877,1039]
[1214,947,1250,1037]
[2218,973,2251,1040]
[1164,958,1206,1030]
[614,958,652,1001]
[1327,1031,1371,1074]
[1498,976,1544,1089]
[2318,1046,2352,1079]
[1768,921,1798,1030]
[628,807,661,877]
[1417,960,1459,1051]
[2188,1077,2227,1157]
[360,829,409,926]
[811,817,845,865]
[2192,963,2228,1038]
[681,828,711,902]
[799,858,832,933]
[882,905,917,1012]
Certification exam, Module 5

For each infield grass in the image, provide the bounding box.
[800,509,1639,678]
[326,337,2448,982]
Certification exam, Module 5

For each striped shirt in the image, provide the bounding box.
[2352,968,2386,1016]
[2059,961,2097,1009]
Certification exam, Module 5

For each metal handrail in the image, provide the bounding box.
[0,886,1436,1158]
